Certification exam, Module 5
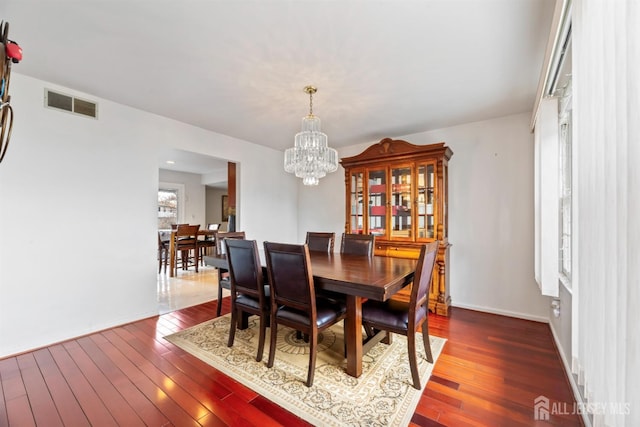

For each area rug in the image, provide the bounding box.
[164,315,446,427]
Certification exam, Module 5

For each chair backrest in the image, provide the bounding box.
[216,231,246,254]
[340,233,375,257]
[158,231,169,247]
[264,242,315,313]
[409,241,439,325]
[305,232,335,253]
[175,224,200,239]
[226,239,266,301]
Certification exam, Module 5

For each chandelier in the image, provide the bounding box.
[284,86,338,185]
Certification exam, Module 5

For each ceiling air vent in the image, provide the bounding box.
[45,89,98,119]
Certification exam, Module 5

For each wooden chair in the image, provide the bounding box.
[340,233,375,257]
[305,232,335,253]
[225,239,270,362]
[263,242,346,387]
[157,231,170,274]
[173,224,200,275]
[361,241,439,389]
[198,223,219,265]
[215,231,246,317]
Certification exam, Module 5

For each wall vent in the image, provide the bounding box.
[44,89,98,119]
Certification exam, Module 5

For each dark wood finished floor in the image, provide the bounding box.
[0,300,583,426]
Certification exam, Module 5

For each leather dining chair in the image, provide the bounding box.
[225,239,270,362]
[340,233,375,257]
[305,232,335,253]
[215,231,246,317]
[173,224,200,275]
[361,241,439,389]
[263,241,347,387]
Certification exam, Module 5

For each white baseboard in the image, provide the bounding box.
[547,318,591,427]
[0,308,160,359]
[451,302,549,323]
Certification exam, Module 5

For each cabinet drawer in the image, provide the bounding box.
[374,244,421,259]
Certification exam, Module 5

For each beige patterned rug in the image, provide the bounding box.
[164,315,446,427]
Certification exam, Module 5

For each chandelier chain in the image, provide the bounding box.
[304,85,317,116]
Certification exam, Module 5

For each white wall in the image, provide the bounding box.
[205,186,228,229]
[0,73,546,357]
[0,74,298,357]
[299,113,549,320]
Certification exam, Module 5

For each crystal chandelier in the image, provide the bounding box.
[284,86,338,185]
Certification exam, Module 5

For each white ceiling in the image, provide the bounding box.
[3,0,555,174]
[158,147,229,176]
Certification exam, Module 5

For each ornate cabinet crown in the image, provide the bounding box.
[341,138,453,315]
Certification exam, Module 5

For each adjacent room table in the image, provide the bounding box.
[204,250,417,378]
[167,229,217,277]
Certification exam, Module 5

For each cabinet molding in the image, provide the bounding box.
[341,138,453,315]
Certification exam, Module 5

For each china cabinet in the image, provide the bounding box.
[341,138,453,315]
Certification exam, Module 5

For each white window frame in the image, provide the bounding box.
[158,182,185,227]
[535,98,560,297]
[558,78,572,288]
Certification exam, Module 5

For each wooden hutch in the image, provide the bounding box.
[340,138,453,315]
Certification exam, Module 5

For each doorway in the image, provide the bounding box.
[156,149,236,313]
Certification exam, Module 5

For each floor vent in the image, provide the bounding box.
[45,89,98,119]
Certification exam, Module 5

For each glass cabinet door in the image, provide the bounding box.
[390,166,412,239]
[367,168,387,237]
[443,163,448,239]
[349,170,364,234]
[416,162,436,239]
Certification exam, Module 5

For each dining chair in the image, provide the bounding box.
[263,241,347,387]
[215,231,247,317]
[157,231,169,274]
[198,223,219,265]
[174,224,200,274]
[173,224,200,275]
[305,232,335,253]
[361,241,439,389]
[340,233,375,257]
[225,239,270,362]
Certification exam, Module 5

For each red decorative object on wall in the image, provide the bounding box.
[0,21,22,164]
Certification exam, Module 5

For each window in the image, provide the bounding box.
[558,77,572,285]
[158,189,178,229]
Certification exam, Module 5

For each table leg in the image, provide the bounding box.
[345,294,363,377]
[239,312,249,330]
[169,233,176,277]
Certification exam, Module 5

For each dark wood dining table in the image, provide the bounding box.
[203,250,417,378]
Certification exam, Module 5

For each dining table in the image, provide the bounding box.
[203,250,417,378]
[167,229,217,277]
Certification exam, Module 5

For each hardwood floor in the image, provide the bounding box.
[0,301,583,426]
